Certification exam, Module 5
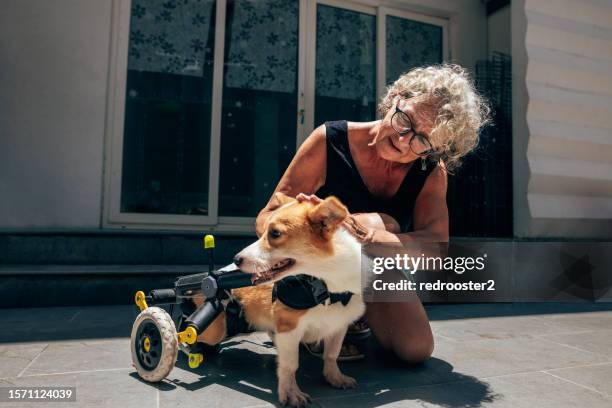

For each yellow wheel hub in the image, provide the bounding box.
[188,353,204,369]
[143,336,151,352]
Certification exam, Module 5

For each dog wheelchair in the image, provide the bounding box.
[130,235,254,382]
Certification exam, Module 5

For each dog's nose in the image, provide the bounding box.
[233,255,243,267]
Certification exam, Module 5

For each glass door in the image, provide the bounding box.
[118,0,219,225]
[312,2,377,128]
[304,2,448,138]
[217,0,300,219]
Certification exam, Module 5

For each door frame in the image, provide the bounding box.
[302,0,377,141]
[104,0,225,230]
[376,6,449,103]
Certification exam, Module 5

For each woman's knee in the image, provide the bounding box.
[392,332,434,363]
[371,325,434,363]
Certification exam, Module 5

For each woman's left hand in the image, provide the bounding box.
[343,213,401,243]
[352,213,401,233]
[295,193,323,204]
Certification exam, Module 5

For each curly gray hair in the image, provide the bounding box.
[378,64,491,171]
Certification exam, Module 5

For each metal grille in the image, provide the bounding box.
[447,52,513,237]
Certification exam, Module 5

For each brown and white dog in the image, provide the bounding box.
[194,193,365,406]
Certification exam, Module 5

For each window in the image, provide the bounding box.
[122,0,216,216]
[385,15,443,83]
[218,0,299,217]
[106,0,449,231]
[314,4,376,126]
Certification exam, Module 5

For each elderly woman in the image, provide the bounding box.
[255,64,490,362]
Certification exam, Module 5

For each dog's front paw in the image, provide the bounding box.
[279,385,311,407]
[324,371,357,389]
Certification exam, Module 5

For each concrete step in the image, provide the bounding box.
[0,264,220,308]
[0,232,254,265]
[0,264,221,275]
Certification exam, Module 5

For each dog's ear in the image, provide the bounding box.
[307,196,348,238]
[269,192,294,210]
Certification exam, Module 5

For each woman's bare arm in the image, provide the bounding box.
[255,125,327,236]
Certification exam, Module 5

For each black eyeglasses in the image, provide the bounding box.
[390,104,435,157]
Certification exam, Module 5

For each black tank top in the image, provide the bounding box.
[315,120,435,233]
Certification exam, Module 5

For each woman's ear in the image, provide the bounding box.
[307,196,349,238]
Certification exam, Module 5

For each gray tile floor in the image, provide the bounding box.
[1,303,611,407]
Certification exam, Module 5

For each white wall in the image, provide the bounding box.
[513,0,612,237]
[0,0,112,229]
[0,0,487,231]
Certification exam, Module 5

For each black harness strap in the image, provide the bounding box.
[224,297,252,337]
[224,274,354,337]
[272,275,354,310]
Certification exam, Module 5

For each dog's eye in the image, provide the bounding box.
[269,229,282,239]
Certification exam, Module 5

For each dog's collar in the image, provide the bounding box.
[272,275,353,310]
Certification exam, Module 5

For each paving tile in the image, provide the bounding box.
[2,303,612,407]
[538,330,612,358]
[156,334,553,404]
[431,335,605,379]
[427,303,612,320]
[313,371,612,408]
[144,334,464,404]
[547,362,612,396]
[313,377,498,408]
[530,311,612,333]
[430,315,560,341]
[484,371,612,408]
[429,308,612,345]
[19,339,132,376]
[158,382,274,408]
[0,368,153,408]
[158,336,338,404]
[0,343,48,379]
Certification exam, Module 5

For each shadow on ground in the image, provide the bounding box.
[131,336,499,408]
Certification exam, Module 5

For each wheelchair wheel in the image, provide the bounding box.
[131,307,178,382]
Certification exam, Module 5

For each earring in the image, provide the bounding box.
[421,157,427,171]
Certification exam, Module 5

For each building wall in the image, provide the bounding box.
[513,0,612,238]
[0,0,487,232]
[0,0,112,229]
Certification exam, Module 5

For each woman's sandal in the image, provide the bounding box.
[347,316,371,337]
[302,340,365,362]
